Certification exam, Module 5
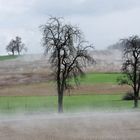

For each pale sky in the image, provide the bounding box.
[0,0,140,54]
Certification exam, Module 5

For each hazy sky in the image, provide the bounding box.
[0,0,140,54]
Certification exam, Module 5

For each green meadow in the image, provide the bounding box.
[0,73,138,114]
[0,55,18,61]
[76,73,122,84]
[0,95,135,113]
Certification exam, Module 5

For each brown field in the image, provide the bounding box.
[0,111,140,140]
[0,82,130,96]
[0,54,129,96]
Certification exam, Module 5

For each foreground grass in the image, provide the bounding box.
[0,55,18,61]
[0,94,136,114]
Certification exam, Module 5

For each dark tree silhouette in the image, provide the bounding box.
[118,35,140,108]
[15,36,26,55]
[6,39,17,55]
[40,17,94,113]
[6,36,26,55]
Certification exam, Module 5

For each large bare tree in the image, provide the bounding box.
[119,35,140,108]
[40,17,94,113]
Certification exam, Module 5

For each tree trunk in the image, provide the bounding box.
[134,97,138,108]
[58,92,63,113]
[57,48,63,113]
[18,49,20,55]
[134,94,139,108]
[12,50,14,56]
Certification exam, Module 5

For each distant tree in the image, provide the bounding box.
[40,17,94,113]
[6,36,27,55]
[118,35,140,108]
[15,36,26,55]
[6,39,17,55]
[107,42,123,51]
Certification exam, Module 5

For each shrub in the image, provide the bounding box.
[122,91,140,100]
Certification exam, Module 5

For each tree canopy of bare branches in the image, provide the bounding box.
[6,36,27,55]
[118,35,140,108]
[40,17,94,113]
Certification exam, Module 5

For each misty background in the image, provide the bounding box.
[0,0,140,54]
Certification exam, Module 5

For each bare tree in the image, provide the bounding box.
[6,36,27,55]
[6,39,17,55]
[40,17,94,113]
[15,36,26,55]
[118,35,140,108]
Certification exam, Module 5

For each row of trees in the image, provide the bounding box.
[5,17,140,112]
[40,17,140,112]
[6,36,27,55]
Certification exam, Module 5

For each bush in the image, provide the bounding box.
[122,91,140,100]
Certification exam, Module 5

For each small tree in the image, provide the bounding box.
[40,17,94,113]
[118,35,140,108]
[15,36,26,55]
[6,36,26,55]
[6,39,17,55]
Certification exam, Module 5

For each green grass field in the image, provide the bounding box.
[0,72,137,114]
[0,55,18,61]
[0,94,136,113]
[71,72,122,85]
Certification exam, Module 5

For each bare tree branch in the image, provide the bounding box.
[119,35,140,108]
[40,17,94,113]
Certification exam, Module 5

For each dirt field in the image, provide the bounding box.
[0,83,130,96]
[0,52,122,87]
[0,111,140,140]
[0,54,130,96]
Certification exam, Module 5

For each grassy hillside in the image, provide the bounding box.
[0,55,18,61]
